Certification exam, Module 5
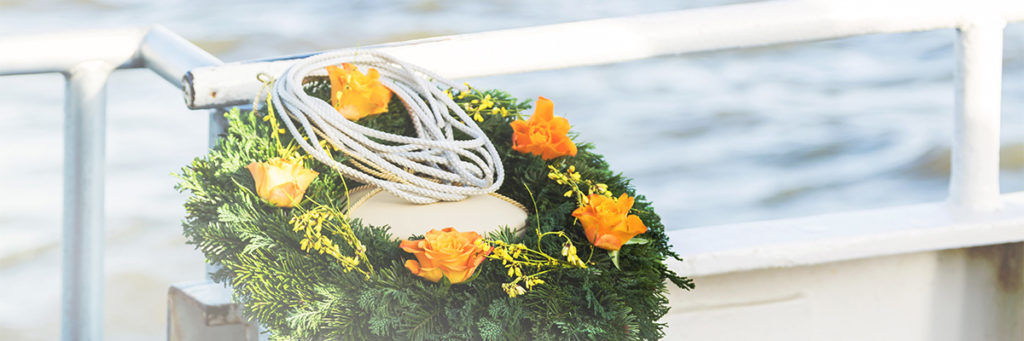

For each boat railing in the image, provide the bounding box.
[1,0,1022,339]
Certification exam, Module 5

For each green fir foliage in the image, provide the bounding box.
[176,82,693,340]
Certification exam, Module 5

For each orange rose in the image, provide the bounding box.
[399,227,492,284]
[245,158,319,207]
[327,63,392,121]
[572,194,647,251]
[510,97,578,160]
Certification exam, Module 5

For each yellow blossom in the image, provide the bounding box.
[246,158,318,207]
[572,194,648,251]
[327,63,392,121]
[400,227,492,284]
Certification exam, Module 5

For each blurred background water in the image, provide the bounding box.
[0,0,1022,339]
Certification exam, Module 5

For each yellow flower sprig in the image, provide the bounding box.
[476,183,592,298]
[547,165,612,207]
[253,76,346,180]
[253,75,370,276]
[445,84,518,122]
[480,230,587,298]
[549,164,649,268]
[254,74,290,155]
[290,205,374,279]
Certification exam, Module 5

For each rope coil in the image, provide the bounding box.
[270,50,505,204]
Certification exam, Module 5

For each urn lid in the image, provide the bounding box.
[346,186,528,239]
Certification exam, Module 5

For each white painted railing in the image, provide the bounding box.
[2,0,1023,339]
[0,26,222,341]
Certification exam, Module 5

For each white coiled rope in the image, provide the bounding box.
[270,50,504,204]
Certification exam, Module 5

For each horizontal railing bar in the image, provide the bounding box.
[139,25,223,88]
[183,0,1024,109]
[0,28,146,76]
[0,25,223,87]
[668,191,1024,278]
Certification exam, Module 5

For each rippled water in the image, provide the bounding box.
[0,0,1022,340]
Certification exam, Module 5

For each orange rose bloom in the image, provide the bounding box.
[399,227,492,284]
[572,194,647,251]
[326,63,392,121]
[245,158,319,207]
[510,97,578,160]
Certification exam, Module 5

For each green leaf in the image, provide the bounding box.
[624,237,649,245]
[609,250,620,270]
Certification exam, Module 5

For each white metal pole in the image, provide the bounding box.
[139,25,222,88]
[949,21,1005,211]
[62,61,113,341]
[0,28,144,76]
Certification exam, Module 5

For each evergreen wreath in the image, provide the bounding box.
[176,73,694,340]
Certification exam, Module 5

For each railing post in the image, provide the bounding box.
[949,20,1005,212]
[62,60,114,341]
[206,108,228,281]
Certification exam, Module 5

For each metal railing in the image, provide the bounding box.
[0,26,222,340]
[1,0,1022,339]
